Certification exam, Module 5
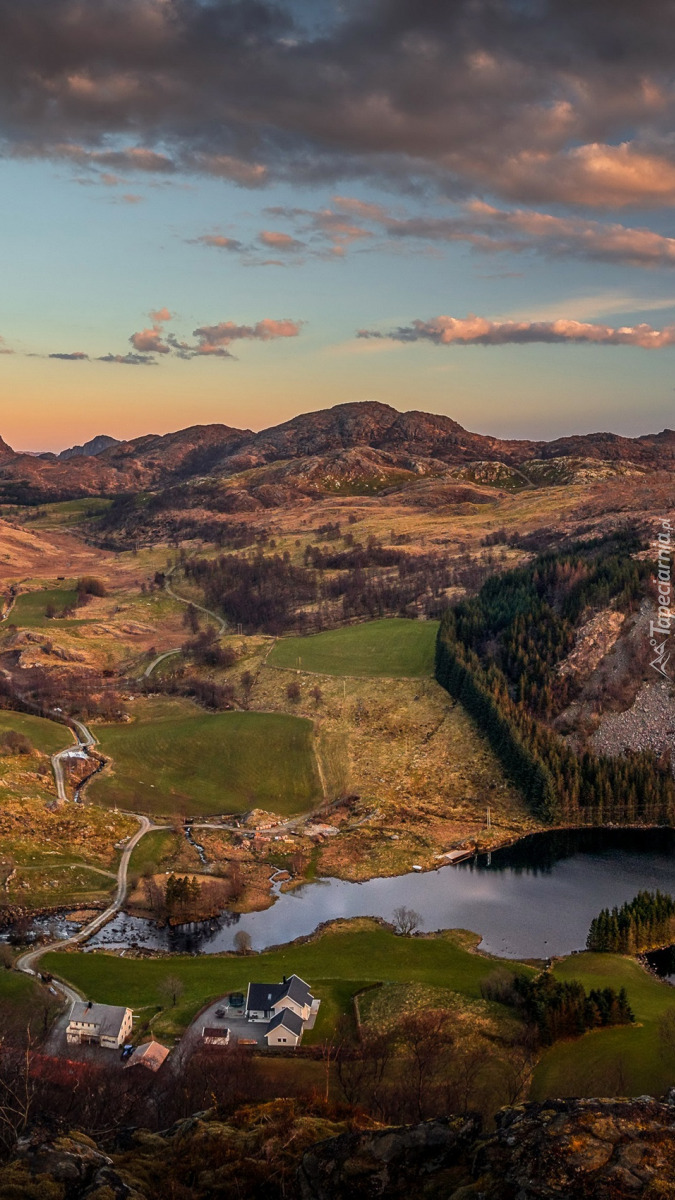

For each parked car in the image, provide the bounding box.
[229,992,244,1008]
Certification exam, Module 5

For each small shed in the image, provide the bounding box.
[202,1026,231,1046]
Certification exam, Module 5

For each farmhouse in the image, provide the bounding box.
[245,974,319,1046]
[66,1001,133,1050]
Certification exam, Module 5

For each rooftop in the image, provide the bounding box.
[68,1002,129,1039]
[265,1008,304,1038]
[124,1041,169,1071]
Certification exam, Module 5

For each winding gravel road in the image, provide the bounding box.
[16,811,156,995]
[143,574,226,678]
[17,716,159,997]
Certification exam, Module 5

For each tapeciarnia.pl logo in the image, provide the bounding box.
[650,518,673,680]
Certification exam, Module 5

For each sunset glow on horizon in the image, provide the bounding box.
[2,1,675,450]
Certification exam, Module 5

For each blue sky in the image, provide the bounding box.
[1,1,675,449]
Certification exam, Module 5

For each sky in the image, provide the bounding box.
[2,0,675,450]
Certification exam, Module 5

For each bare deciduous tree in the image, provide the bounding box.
[158,974,185,1008]
[234,930,252,955]
[392,906,423,936]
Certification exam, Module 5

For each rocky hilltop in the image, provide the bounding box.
[0,401,673,503]
[5,1096,675,1199]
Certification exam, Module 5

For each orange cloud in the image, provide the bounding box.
[489,143,675,209]
[358,314,675,348]
[258,230,304,251]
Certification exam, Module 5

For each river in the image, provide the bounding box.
[82,827,675,962]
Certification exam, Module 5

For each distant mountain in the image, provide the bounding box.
[0,401,672,504]
[58,434,121,461]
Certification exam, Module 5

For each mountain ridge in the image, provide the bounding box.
[0,402,672,503]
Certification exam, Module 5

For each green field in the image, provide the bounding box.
[0,968,57,1037]
[21,497,113,529]
[43,922,532,1041]
[89,700,322,816]
[532,953,675,1099]
[10,587,83,627]
[268,618,439,677]
[0,710,70,755]
[128,829,181,876]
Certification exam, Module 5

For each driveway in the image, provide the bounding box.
[179,996,266,1055]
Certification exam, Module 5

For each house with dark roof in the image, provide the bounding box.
[264,1008,304,1047]
[244,974,319,1045]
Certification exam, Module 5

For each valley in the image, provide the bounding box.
[0,400,673,1142]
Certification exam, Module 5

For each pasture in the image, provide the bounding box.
[88,699,322,816]
[268,618,439,677]
[532,952,675,1100]
[43,921,532,1041]
[0,710,70,756]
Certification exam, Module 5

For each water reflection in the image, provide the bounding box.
[84,827,675,961]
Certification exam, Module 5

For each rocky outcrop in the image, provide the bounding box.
[475,1096,675,1198]
[299,1098,675,1200]
[298,1114,480,1199]
[5,1096,675,1199]
[10,1130,144,1198]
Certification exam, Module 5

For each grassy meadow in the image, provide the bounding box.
[10,587,87,628]
[89,698,322,816]
[532,953,675,1099]
[268,618,439,677]
[44,921,532,1041]
[0,710,70,756]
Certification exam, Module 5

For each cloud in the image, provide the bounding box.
[188,318,302,357]
[263,195,675,271]
[129,327,171,354]
[191,234,244,252]
[98,352,156,365]
[128,307,174,354]
[48,351,89,360]
[0,336,13,355]
[358,314,675,349]
[258,230,304,252]
[486,144,675,209]
[63,310,305,365]
[3,0,675,206]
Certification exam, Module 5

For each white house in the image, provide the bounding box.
[264,1008,304,1047]
[245,974,319,1046]
[245,975,314,1023]
[66,1001,133,1050]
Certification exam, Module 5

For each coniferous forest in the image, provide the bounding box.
[587,890,675,954]
[435,531,675,825]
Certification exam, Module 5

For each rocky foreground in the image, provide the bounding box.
[5,1094,675,1199]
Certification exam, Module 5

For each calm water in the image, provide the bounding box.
[85,827,675,961]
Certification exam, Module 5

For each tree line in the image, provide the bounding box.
[587,890,675,954]
[481,967,634,1045]
[435,531,675,825]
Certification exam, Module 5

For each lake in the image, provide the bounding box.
[85,827,675,960]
